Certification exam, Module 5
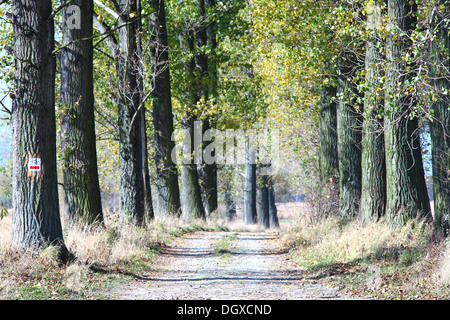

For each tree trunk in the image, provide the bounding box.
[196,0,218,216]
[384,0,431,224]
[60,0,103,226]
[257,169,270,229]
[150,0,181,216]
[337,72,362,218]
[137,0,154,221]
[117,0,147,226]
[206,0,218,98]
[180,117,206,219]
[224,189,236,221]
[430,0,450,235]
[244,142,257,224]
[360,1,387,221]
[205,0,218,215]
[319,84,339,183]
[138,100,154,221]
[268,176,279,229]
[10,0,65,250]
[179,25,206,220]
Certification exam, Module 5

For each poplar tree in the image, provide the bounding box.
[60,0,103,225]
[10,0,66,253]
[150,0,181,216]
[384,0,431,224]
[360,0,387,221]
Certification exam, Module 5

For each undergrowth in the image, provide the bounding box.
[283,213,450,299]
[0,212,230,300]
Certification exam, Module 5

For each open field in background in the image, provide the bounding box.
[230,201,309,231]
[0,201,449,299]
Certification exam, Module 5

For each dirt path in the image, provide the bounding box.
[109,231,356,300]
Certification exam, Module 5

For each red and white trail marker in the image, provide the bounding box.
[28,157,41,172]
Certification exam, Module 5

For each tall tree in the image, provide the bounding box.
[179,21,206,220]
[360,0,386,221]
[243,141,257,224]
[197,0,218,215]
[149,0,181,216]
[10,0,66,252]
[384,0,431,224]
[60,0,103,225]
[117,0,153,225]
[94,0,152,225]
[430,0,450,235]
[337,65,363,218]
[268,175,279,229]
[318,81,340,217]
[319,83,339,184]
[256,167,270,228]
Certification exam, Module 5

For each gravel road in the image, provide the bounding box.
[109,231,356,300]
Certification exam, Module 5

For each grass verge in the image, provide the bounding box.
[0,212,230,300]
[283,214,450,299]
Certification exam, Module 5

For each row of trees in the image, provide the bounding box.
[312,0,448,233]
[0,0,280,255]
[247,0,450,236]
[4,0,450,256]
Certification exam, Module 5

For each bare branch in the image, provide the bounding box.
[0,94,12,116]
[108,0,121,14]
[93,10,119,57]
[94,46,115,61]
[94,0,122,21]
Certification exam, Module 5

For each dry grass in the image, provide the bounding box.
[434,241,450,285]
[0,209,232,299]
[0,202,298,299]
[2,202,449,300]
[283,208,450,299]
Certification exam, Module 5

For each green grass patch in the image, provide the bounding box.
[213,233,238,256]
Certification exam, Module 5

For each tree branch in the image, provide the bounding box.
[0,94,12,116]
[94,0,123,21]
[2,44,13,55]
[109,0,121,14]
[93,10,119,57]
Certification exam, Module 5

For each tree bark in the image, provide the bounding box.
[244,141,257,224]
[430,0,450,235]
[257,169,269,228]
[196,0,218,216]
[179,24,206,220]
[337,72,362,218]
[384,0,431,224]
[117,0,148,225]
[150,0,181,216]
[224,188,236,221]
[60,0,103,226]
[10,0,65,250]
[360,1,387,221]
[268,176,279,229]
[319,84,339,183]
